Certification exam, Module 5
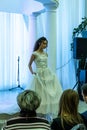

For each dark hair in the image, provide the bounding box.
[81,83,87,96]
[33,36,48,51]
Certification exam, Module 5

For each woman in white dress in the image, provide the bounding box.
[28,37,62,115]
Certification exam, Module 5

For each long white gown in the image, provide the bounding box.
[30,51,63,115]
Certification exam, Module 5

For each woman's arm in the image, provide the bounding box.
[28,54,36,75]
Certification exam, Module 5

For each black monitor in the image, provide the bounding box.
[73,37,87,59]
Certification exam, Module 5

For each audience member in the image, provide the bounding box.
[81,83,87,120]
[2,90,51,130]
[51,89,87,130]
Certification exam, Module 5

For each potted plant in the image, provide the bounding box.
[72,17,87,39]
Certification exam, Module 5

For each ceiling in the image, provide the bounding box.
[0,0,44,15]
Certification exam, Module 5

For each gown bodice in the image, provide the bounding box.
[33,51,48,69]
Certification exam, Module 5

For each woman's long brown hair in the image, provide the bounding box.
[58,89,83,129]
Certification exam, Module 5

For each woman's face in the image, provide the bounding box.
[40,40,48,49]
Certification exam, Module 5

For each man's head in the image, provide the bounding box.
[81,83,87,103]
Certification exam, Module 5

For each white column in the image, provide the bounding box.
[28,12,40,52]
[44,2,59,72]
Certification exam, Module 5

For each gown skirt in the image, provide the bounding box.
[30,51,63,115]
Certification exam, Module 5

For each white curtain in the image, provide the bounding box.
[0,12,29,90]
[56,0,85,90]
[35,0,85,90]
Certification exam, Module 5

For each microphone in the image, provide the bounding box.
[18,56,20,61]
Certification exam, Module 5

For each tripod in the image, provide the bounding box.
[72,66,84,101]
[73,58,87,89]
[72,76,83,101]
[72,68,81,90]
[9,56,24,90]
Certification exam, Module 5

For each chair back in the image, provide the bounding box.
[70,124,87,130]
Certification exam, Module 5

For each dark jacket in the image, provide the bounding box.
[81,111,87,120]
[51,115,87,130]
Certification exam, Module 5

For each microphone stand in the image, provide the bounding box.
[9,56,24,90]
